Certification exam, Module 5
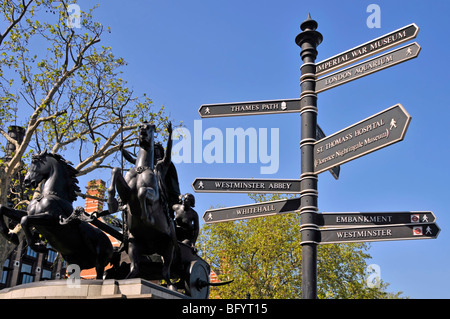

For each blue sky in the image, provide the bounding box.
[69,0,450,298]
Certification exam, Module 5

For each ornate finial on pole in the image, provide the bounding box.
[295,14,323,50]
[300,13,318,31]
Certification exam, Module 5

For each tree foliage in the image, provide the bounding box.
[198,194,404,299]
[0,0,170,205]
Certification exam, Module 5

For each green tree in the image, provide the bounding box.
[198,194,404,299]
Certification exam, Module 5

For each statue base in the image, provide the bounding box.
[0,278,188,299]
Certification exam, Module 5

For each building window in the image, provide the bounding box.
[0,270,8,285]
[41,269,52,280]
[20,263,34,284]
[26,246,37,258]
[1,259,10,285]
[46,249,57,263]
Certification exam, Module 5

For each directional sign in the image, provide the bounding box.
[317,211,436,228]
[198,98,301,118]
[316,42,421,94]
[316,125,340,180]
[314,104,411,175]
[192,178,301,194]
[315,23,419,77]
[202,197,301,224]
[319,223,440,244]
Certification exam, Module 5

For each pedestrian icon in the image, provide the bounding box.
[390,118,397,130]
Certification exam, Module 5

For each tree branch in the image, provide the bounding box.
[0,0,34,46]
[0,128,19,151]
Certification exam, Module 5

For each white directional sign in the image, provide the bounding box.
[316,42,421,94]
[317,211,436,227]
[319,223,440,244]
[198,98,301,118]
[315,23,419,77]
[314,104,411,175]
[202,197,301,224]
[192,178,301,194]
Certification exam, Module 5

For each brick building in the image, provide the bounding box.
[80,179,121,279]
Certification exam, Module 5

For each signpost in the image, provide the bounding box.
[314,104,411,175]
[194,15,436,299]
[319,223,440,244]
[317,211,437,227]
[202,197,301,224]
[198,98,301,118]
[315,23,419,77]
[192,178,301,193]
[316,42,421,94]
[295,14,322,300]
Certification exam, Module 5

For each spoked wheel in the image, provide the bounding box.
[185,260,210,299]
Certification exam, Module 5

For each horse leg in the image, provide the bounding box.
[125,238,141,279]
[108,167,131,214]
[0,204,26,245]
[95,265,105,280]
[20,213,55,253]
[137,187,158,225]
[161,241,177,291]
[82,228,111,280]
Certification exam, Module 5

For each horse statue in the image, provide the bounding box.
[0,151,113,279]
[107,122,179,290]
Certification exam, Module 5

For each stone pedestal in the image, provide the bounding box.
[0,278,188,299]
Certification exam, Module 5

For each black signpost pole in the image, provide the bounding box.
[295,14,322,299]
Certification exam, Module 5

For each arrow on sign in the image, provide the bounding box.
[192,178,301,194]
[202,197,301,224]
[314,104,411,175]
[319,223,440,244]
[317,211,436,227]
[316,42,421,94]
[315,23,419,77]
[198,98,301,118]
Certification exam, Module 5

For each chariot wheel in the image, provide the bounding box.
[185,260,210,299]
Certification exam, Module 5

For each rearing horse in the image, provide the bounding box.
[107,122,178,289]
[0,151,113,279]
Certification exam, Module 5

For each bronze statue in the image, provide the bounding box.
[173,193,199,248]
[0,122,230,298]
[0,151,113,279]
[107,122,179,289]
[120,122,181,222]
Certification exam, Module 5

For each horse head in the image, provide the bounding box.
[24,151,80,202]
[24,150,52,188]
[138,122,156,149]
